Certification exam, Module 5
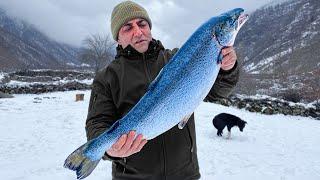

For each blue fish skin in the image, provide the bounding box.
[64,8,248,179]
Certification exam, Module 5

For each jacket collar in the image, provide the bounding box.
[115,39,164,60]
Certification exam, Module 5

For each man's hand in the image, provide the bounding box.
[220,47,237,71]
[106,131,147,158]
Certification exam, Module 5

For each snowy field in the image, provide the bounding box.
[5,78,93,87]
[0,90,319,180]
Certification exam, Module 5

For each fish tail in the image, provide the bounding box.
[64,142,100,179]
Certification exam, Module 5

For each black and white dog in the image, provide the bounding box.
[212,113,247,139]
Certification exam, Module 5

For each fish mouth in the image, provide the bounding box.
[238,12,249,29]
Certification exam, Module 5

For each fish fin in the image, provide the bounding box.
[147,67,164,91]
[178,114,192,129]
[212,31,223,64]
[64,142,100,179]
[218,52,223,64]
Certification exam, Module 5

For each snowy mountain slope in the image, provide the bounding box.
[233,0,320,101]
[235,0,320,75]
[0,8,82,71]
[0,90,319,179]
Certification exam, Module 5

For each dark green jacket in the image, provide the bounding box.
[85,39,239,180]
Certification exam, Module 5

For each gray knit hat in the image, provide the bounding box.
[111,1,152,40]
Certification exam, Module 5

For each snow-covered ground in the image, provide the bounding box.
[0,91,319,180]
[6,78,93,87]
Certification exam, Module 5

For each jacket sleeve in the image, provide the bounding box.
[85,72,122,161]
[204,61,240,102]
[164,48,179,63]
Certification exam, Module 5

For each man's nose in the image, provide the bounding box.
[132,25,142,37]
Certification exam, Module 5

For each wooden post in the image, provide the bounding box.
[75,94,84,101]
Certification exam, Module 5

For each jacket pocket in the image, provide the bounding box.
[125,138,162,174]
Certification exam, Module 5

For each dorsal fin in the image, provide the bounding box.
[147,67,164,91]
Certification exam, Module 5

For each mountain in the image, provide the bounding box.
[0,8,83,71]
[234,0,320,102]
[236,0,320,74]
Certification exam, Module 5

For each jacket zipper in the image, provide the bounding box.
[121,54,149,175]
[147,51,167,178]
[144,52,167,178]
[122,158,126,173]
[142,53,151,83]
[186,123,194,160]
[161,136,167,179]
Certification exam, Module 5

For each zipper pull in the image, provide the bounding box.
[122,158,127,174]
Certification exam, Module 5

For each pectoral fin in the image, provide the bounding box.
[218,52,223,64]
[178,114,192,129]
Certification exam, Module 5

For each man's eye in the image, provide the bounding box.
[138,21,147,27]
[123,26,132,31]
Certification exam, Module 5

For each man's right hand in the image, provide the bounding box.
[106,131,147,158]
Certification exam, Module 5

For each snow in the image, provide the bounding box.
[5,80,32,87]
[243,62,255,72]
[81,63,91,67]
[302,31,315,38]
[66,62,77,66]
[1,90,320,180]
[263,0,290,8]
[58,78,93,85]
[235,94,319,109]
[246,48,292,73]
[6,78,93,87]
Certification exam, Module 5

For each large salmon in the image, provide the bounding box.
[64,8,248,179]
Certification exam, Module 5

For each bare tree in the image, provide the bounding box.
[80,34,115,73]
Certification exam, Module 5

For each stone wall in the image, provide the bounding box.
[211,96,320,120]
[0,82,91,94]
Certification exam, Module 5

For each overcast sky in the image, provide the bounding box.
[0,0,279,48]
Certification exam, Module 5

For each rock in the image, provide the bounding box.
[282,106,292,115]
[0,91,14,98]
[236,101,247,109]
[252,103,263,112]
[212,96,319,120]
[262,106,274,115]
[292,105,305,116]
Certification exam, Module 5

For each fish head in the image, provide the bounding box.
[213,8,249,47]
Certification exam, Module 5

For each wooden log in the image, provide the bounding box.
[75,93,84,101]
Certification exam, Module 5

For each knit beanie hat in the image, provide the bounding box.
[111,1,152,40]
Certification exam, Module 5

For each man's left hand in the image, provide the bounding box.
[220,46,237,71]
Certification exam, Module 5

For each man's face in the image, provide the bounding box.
[117,18,152,53]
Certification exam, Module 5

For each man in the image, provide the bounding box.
[86,1,239,179]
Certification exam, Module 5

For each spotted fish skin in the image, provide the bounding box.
[64,8,248,179]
